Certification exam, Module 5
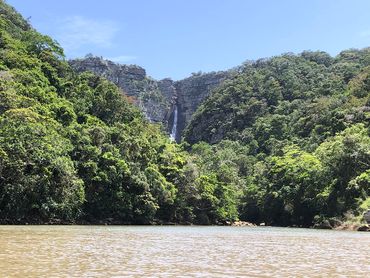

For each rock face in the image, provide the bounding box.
[69,56,230,141]
[231,220,256,227]
[313,220,333,229]
[357,225,369,232]
[174,72,230,141]
[69,56,174,124]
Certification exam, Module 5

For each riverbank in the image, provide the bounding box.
[1,218,369,232]
[312,216,370,232]
[334,223,370,232]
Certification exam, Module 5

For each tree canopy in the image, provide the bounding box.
[0,1,369,227]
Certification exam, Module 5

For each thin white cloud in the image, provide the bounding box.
[359,30,370,38]
[106,55,137,63]
[56,16,119,53]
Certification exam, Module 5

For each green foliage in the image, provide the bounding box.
[1,1,369,226]
[192,174,238,224]
[265,147,325,226]
[184,49,370,150]
[0,109,84,221]
[0,1,215,225]
[348,66,370,98]
[184,47,370,226]
[315,124,370,215]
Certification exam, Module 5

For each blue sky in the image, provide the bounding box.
[6,0,370,80]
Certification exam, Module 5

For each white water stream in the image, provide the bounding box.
[170,105,178,141]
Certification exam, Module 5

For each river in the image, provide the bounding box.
[0,226,369,277]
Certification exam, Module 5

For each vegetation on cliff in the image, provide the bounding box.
[184,49,370,226]
[0,1,236,225]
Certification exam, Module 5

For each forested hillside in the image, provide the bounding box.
[0,1,369,228]
[184,49,370,227]
[0,1,239,225]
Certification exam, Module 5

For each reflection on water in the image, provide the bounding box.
[0,226,369,277]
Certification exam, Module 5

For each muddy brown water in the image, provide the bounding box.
[0,226,369,277]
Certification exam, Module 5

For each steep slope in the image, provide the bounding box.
[1,0,369,228]
[174,71,230,141]
[185,50,370,146]
[185,50,370,226]
[69,56,176,124]
[0,1,239,225]
[69,56,232,141]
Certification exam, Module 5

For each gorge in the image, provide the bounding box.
[69,56,232,141]
[1,0,370,230]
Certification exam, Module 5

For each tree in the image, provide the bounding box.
[261,146,325,226]
[315,124,370,215]
[0,109,84,221]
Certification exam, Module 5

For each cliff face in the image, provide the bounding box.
[69,56,230,140]
[173,72,230,141]
[69,56,174,124]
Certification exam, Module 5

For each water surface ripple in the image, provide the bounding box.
[0,226,369,277]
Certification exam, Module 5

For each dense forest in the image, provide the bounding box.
[184,48,370,227]
[0,1,369,228]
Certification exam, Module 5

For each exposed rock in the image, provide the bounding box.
[334,222,370,231]
[328,218,342,228]
[69,56,173,124]
[69,56,146,93]
[313,220,332,229]
[357,225,370,232]
[231,220,256,227]
[0,70,12,81]
[69,56,232,141]
[174,71,230,141]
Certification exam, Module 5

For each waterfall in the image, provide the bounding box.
[170,105,178,141]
